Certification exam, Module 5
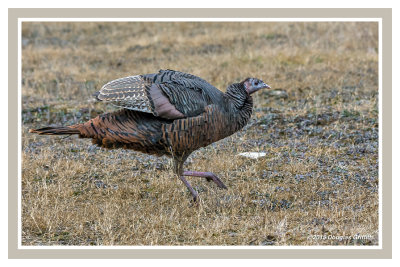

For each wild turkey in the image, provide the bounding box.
[30,69,271,202]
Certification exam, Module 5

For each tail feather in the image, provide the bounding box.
[29,126,81,135]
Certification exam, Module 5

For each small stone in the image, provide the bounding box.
[265,89,288,99]
[228,232,238,237]
[238,152,267,159]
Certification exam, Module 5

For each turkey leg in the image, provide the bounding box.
[183,171,228,189]
[178,175,199,202]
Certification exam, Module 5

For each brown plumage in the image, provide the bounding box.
[30,69,271,202]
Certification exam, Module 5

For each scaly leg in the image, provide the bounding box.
[178,175,199,202]
[183,171,228,189]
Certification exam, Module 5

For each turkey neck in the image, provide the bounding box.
[224,83,254,132]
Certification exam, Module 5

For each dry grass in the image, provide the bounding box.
[21,22,379,246]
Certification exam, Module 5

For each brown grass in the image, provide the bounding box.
[21,21,379,246]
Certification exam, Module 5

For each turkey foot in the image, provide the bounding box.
[183,171,228,189]
[179,175,199,202]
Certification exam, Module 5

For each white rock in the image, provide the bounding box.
[238,152,267,159]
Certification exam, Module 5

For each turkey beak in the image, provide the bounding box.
[248,83,271,94]
[262,83,271,89]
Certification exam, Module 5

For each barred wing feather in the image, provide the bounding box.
[95,75,153,114]
[94,70,223,120]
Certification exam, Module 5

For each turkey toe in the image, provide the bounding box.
[183,171,228,189]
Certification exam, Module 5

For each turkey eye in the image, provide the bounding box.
[254,81,259,86]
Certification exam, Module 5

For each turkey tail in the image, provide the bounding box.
[29,126,81,135]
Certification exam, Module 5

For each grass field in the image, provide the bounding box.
[21,22,379,246]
